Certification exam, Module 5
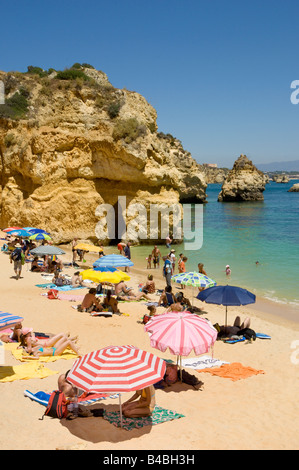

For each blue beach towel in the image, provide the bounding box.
[35,283,85,291]
[24,390,119,407]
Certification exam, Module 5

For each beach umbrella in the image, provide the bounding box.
[29,233,51,241]
[25,228,50,235]
[144,311,217,380]
[0,311,24,332]
[2,227,22,232]
[74,243,104,253]
[80,269,130,283]
[197,285,256,326]
[6,229,31,238]
[67,345,166,427]
[30,245,65,256]
[171,272,217,306]
[93,254,134,268]
[92,266,117,272]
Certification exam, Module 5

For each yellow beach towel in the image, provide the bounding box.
[5,343,78,363]
[0,362,58,382]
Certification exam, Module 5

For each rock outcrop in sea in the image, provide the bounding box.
[217,154,266,202]
[0,65,207,243]
[288,183,299,192]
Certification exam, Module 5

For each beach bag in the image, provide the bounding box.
[237,328,256,341]
[40,391,68,420]
[47,289,59,300]
[11,248,22,261]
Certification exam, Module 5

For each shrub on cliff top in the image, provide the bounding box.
[56,68,90,81]
[0,87,29,119]
[112,118,147,144]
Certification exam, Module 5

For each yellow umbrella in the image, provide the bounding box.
[74,243,104,253]
[80,269,130,283]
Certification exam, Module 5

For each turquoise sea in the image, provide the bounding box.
[132,180,299,307]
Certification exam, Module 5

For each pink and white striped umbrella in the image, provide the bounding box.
[144,311,217,357]
[67,345,166,393]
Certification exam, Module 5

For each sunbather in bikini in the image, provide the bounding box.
[19,331,79,357]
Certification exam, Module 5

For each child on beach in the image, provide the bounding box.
[146,254,152,269]
[225,265,231,276]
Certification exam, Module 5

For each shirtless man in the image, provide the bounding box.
[152,245,161,269]
[78,288,103,312]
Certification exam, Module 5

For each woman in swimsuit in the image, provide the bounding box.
[26,337,79,358]
[122,385,156,417]
[19,331,79,357]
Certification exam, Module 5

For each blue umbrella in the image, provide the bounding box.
[7,229,31,238]
[197,285,256,326]
[93,254,134,268]
[26,228,50,235]
[93,266,118,272]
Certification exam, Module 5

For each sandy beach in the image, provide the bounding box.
[0,239,298,451]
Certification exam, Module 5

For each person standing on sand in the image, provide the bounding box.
[152,245,161,269]
[10,243,23,280]
[198,263,207,292]
[71,238,79,267]
[163,255,173,288]
[124,242,131,273]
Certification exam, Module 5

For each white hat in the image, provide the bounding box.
[15,243,22,248]
[170,249,175,252]
[226,265,230,268]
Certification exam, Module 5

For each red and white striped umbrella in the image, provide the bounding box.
[67,345,166,393]
[144,311,217,357]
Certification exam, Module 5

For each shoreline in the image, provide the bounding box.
[126,246,299,328]
[21,238,299,327]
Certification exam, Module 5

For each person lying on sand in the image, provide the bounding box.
[115,281,151,301]
[214,316,251,338]
[19,331,79,358]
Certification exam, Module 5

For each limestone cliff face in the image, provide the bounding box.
[0,67,207,243]
[218,154,266,202]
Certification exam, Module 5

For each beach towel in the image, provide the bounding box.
[198,362,265,381]
[181,355,230,370]
[35,283,85,291]
[57,293,85,302]
[24,390,119,406]
[0,362,58,382]
[103,406,185,431]
[5,342,78,363]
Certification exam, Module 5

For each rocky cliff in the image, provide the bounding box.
[0,65,207,243]
[218,154,266,202]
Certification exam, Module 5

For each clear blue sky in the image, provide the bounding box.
[1,0,299,168]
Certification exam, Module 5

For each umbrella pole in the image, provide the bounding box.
[119,393,123,428]
[180,355,182,383]
[225,306,228,327]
